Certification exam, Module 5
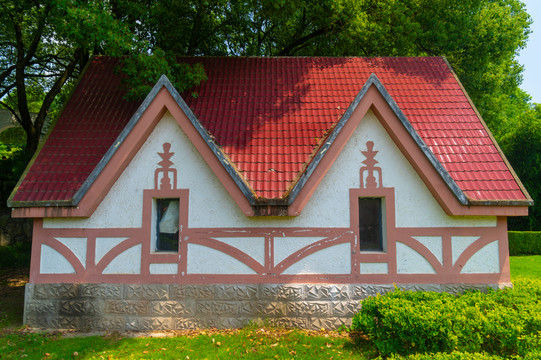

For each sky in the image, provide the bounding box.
[518,0,541,103]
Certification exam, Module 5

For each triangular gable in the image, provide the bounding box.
[11,70,530,219]
[10,76,255,218]
[286,74,529,217]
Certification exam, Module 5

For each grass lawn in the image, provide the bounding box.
[510,255,541,278]
[0,256,539,359]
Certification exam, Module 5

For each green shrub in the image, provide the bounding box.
[351,278,541,357]
[508,231,541,256]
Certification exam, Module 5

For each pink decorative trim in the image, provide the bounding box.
[29,217,510,285]
[360,141,383,189]
[155,142,178,190]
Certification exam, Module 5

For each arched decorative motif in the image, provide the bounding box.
[360,141,383,189]
[155,142,177,190]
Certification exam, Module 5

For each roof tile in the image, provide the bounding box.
[12,56,527,204]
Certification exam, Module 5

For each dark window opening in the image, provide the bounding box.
[359,197,383,251]
[156,198,179,252]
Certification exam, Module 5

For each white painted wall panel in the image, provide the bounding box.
[187,244,257,274]
[102,244,141,274]
[412,236,443,264]
[95,237,129,264]
[40,245,75,274]
[461,241,500,273]
[213,237,265,265]
[396,242,436,274]
[55,237,87,268]
[360,262,389,274]
[149,263,178,275]
[282,243,351,274]
[273,237,326,266]
[451,236,480,265]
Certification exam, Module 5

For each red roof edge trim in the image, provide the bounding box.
[288,73,470,208]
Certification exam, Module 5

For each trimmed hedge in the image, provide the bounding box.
[351,277,541,358]
[508,231,541,256]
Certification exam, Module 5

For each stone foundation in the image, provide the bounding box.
[24,283,501,331]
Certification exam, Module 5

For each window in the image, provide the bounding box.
[358,197,384,251]
[155,198,179,252]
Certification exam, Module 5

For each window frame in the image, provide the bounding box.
[154,198,180,252]
[358,197,386,252]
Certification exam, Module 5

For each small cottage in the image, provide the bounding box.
[9,57,532,331]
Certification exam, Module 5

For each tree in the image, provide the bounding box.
[2,0,538,228]
[0,0,206,155]
[1,0,127,154]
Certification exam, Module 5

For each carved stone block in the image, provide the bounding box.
[196,301,238,316]
[238,301,258,315]
[191,317,220,329]
[106,300,148,315]
[215,285,258,300]
[286,301,330,316]
[174,317,199,330]
[331,301,361,317]
[27,315,78,329]
[310,317,351,331]
[125,284,169,300]
[220,317,249,329]
[59,300,102,316]
[256,302,286,316]
[33,283,79,299]
[79,316,125,331]
[305,285,350,300]
[80,284,122,299]
[171,284,214,299]
[260,285,303,300]
[125,317,173,331]
[267,317,308,329]
[24,301,58,315]
[352,284,395,299]
[151,301,194,316]
[401,284,441,292]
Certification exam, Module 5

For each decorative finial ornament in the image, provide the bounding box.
[360,141,383,188]
[155,142,178,190]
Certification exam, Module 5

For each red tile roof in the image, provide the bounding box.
[10,56,529,205]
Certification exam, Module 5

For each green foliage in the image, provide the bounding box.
[499,104,541,231]
[351,278,541,357]
[508,232,541,256]
[0,143,30,205]
[510,256,541,279]
[119,50,207,100]
[0,127,26,147]
[0,242,31,270]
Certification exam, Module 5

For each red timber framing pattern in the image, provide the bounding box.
[29,136,511,285]
[29,205,510,286]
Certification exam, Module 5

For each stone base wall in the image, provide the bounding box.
[24,282,501,331]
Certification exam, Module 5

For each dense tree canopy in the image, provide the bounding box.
[1,0,540,229]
